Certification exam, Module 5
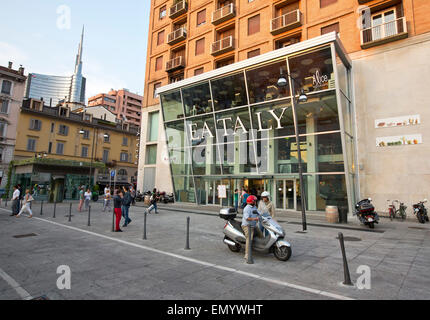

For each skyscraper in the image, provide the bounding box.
[25,26,86,107]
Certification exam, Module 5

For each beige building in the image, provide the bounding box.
[0,62,26,189]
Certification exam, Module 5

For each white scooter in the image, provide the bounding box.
[220,208,292,261]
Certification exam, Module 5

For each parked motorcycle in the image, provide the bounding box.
[135,191,144,202]
[220,208,292,261]
[355,198,379,229]
[413,199,429,224]
[159,192,174,204]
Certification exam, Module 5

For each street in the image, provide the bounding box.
[0,201,430,300]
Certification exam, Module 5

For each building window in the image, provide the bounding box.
[59,108,68,116]
[157,30,165,46]
[248,14,260,35]
[321,22,340,36]
[56,142,64,155]
[0,99,9,114]
[27,138,36,152]
[50,123,55,133]
[118,169,128,176]
[102,149,109,163]
[320,0,337,8]
[30,119,41,131]
[122,137,128,146]
[215,56,234,69]
[195,38,205,56]
[145,145,157,165]
[1,80,12,95]
[58,124,69,136]
[194,67,204,76]
[155,56,163,71]
[0,121,6,137]
[247,49,260,59]
[48,142,52,154]
[148,111,159,142]
[197,9,206,26]
[169,73,184,84]
[159,5,167,19]
[120,152,129,162]
[153,82,161,99]
[81,146,89,158]
[104,133,110,143]
[82,129,90,139]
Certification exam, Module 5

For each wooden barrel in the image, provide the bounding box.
[325,206,339,223]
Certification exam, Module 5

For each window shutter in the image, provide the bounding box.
[197,9,206,26]
[248,15,260,35]
[195,38,205,55]
[194,68,204,76]
[247,49,260,59]
[157,30,165,46]
[320,0,337,8]
[321,22,339,35]
[155,56,163,71]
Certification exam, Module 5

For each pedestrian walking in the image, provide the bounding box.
[234,189,240,213]
[78,186,84,212]
[130,186,136,206]
[113,190,124,232]
[103,187,112,212]
[17,184,23,212]
[10,185,20,216]
[84,188,91,210]
[121,186,132,227]
[147,188,159,214]
[16,189,34,218]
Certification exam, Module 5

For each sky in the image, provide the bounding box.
[0,0,150,100]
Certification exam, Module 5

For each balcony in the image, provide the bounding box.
[166,56,186,72]
[167,27,187,45]
[271,9,302,35]
[211,36,235,56]
[169,1,187,19]
[212,3,236,25]
[360,17,408,49]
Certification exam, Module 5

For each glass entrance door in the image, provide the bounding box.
[275,179,296,210]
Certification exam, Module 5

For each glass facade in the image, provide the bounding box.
[160,44,356,213]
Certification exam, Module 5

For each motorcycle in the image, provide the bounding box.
[355,198,379,229]
[135,192,143,202]
[413,199,429,224]
[220,208,292,261]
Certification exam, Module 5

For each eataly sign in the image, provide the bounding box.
[188,107,290,140]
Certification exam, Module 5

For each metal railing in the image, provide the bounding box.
[361,17,407,46]
[166,56,185,72]
[211,36,234,55]
[169,1,187,18]
[212,3,235,24]
[167,27,187,44]
[271,9,301,34]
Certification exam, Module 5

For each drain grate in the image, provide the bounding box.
[336,236,361,242]
[13,233,38,239]
[32,295,49,300]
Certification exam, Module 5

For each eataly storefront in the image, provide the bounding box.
[157,33,357,217]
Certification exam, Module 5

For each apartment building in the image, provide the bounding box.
[88,88,143,126]
[12,98,139,202]
[141,0,430,218]
[0,62,27,190]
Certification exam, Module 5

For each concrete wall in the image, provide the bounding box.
[353,32,430,216]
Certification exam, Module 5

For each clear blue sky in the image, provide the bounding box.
[0,0,150,100]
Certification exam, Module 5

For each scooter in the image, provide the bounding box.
[355,198,379,229]
[413,199,429,224]
[220,208,292,261]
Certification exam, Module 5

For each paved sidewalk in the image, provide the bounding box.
[1,201,430,300]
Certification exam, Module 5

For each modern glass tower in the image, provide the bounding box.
[25,27,86,106]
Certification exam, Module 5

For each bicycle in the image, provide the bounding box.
[387,200,407,221]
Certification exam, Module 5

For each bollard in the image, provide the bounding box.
[143,210,147,240]
[53,202,57,218]
[40,200,44,216]
[246,226,254,264]
[88,205,91,227]
[338,233,353,286]
[185,217,190,250]
[111,207,115,232]
[68,203,72,222]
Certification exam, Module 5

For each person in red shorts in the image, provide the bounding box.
[113,189,124,232]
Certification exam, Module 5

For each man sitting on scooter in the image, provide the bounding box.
[241,195,263,261]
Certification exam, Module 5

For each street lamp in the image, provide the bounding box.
[278,72,308,232]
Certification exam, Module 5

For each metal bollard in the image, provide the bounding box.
[246,225,254,264]
[40,200,43,216]
[143,210,147,240]
[185,217,190,250]
[53,202,57,218]
[111,207,115,232]
[88,205,91,227]
[338,233,353,286]
[68,203,72,222]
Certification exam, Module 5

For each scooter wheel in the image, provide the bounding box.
[369,222,375,229]
[274,246,292,261]
[227,243,241,253]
